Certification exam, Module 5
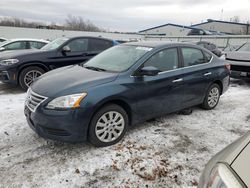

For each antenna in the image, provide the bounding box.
[220,9,224,21]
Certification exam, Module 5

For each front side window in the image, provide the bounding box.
[67,38,88,52]
[89,39,113,51]
[181,48,206,67]
[4,41,27,50]
[143,48,179,72]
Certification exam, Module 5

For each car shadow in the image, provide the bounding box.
[0,82,25,95]
[230,78,250,88]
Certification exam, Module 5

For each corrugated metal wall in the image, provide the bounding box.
[0,26,143,41]
[144,35,250,48]
[1,26,250,48]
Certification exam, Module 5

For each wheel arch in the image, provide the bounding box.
[90,98,133,127]
[17,62,49,83]
[213,80,223,95]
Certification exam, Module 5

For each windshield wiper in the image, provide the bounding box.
[84,66,107,72]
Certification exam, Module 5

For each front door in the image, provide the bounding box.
[133,47,186,120]
[53,38,90,68]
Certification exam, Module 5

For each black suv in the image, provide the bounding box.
[0,36,118,90]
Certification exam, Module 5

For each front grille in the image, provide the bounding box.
[42,127,71,136]
[25,89,47,112]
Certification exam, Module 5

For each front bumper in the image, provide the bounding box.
[0,66,18,84]
[230,70,250,80]
[24,105,92,143]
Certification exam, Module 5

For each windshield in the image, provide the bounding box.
[41,38,68,50]
[237,43,250,52]
[84,45,152,72]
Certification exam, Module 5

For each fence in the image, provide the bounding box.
[0,26,143,41]
[144,35,250,49]
[1,26,250,49]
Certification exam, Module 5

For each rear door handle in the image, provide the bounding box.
[204,72,212,76]
[172,78,183,83]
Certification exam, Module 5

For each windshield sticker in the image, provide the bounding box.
[136,47,153,51]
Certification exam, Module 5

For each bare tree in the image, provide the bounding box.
[65,14,103,32]
[230,16,240,23]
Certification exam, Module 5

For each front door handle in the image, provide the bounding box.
[172,78,183,83]
[204,72,212,76]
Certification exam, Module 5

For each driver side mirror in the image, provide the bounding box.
[138,66,160,76]
[0,47,5,52]
[62,46,71,53]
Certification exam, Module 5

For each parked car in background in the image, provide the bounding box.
[25,41,230,147]
[0,36,119,90]
[199,131,250,188]
[223,44,241,52]
[187,28,213,36]
[196,41,222,57]
[0,37,7,43]
[225,42,250,80]
[0,38,49,52]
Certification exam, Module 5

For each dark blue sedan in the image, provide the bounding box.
[24,41,230,147]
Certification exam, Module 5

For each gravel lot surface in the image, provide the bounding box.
[0,80,249,188]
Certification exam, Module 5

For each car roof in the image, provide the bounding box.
[67,36,115,42]
[6,38,49,43]
[123,41,202,49]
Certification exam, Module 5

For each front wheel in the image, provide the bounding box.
[201,83,221,110]
[88,104,128,147]
[19,66,45,90]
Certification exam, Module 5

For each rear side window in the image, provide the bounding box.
[181,48,206,67]
[204,51,212,62]
[67,38,88,52]
[89,39,113,51]
[143,48,179,72]
[29,41,46,49]
[4,41,27,50]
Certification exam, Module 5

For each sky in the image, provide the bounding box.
[0,0,250,32]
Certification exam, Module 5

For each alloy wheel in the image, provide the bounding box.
[207,87,220,108]
[24,70,42,87]
[95,111,125,143]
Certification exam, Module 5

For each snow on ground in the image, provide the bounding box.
[0,80,250,188]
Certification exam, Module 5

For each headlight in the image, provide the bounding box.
[46,93,87,110]
[0,59,19,66]
[205,163,243,188]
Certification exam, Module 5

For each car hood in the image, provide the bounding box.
[0,49,39,60]
[31,65,119,97]
[198,131,250,188]
[226,51,250,61]
[231,141,250,187]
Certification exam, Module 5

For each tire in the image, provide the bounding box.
[19,66,45,90]
[88,104,128,147]
[201,83,221,110]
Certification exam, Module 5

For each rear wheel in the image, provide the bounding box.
[19,66,45,90]
[201,83,221,110]
[88,104,128,147]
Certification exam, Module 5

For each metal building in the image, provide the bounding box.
[192,19,250,35]
[139,23,193,36]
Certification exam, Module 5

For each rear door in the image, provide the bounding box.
[88,38,114,57]
[178,47,213,108]
[134,47,186,119]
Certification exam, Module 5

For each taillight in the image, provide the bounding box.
[225,64,231,71]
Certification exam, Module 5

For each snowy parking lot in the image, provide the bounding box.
[0,80,250,188]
